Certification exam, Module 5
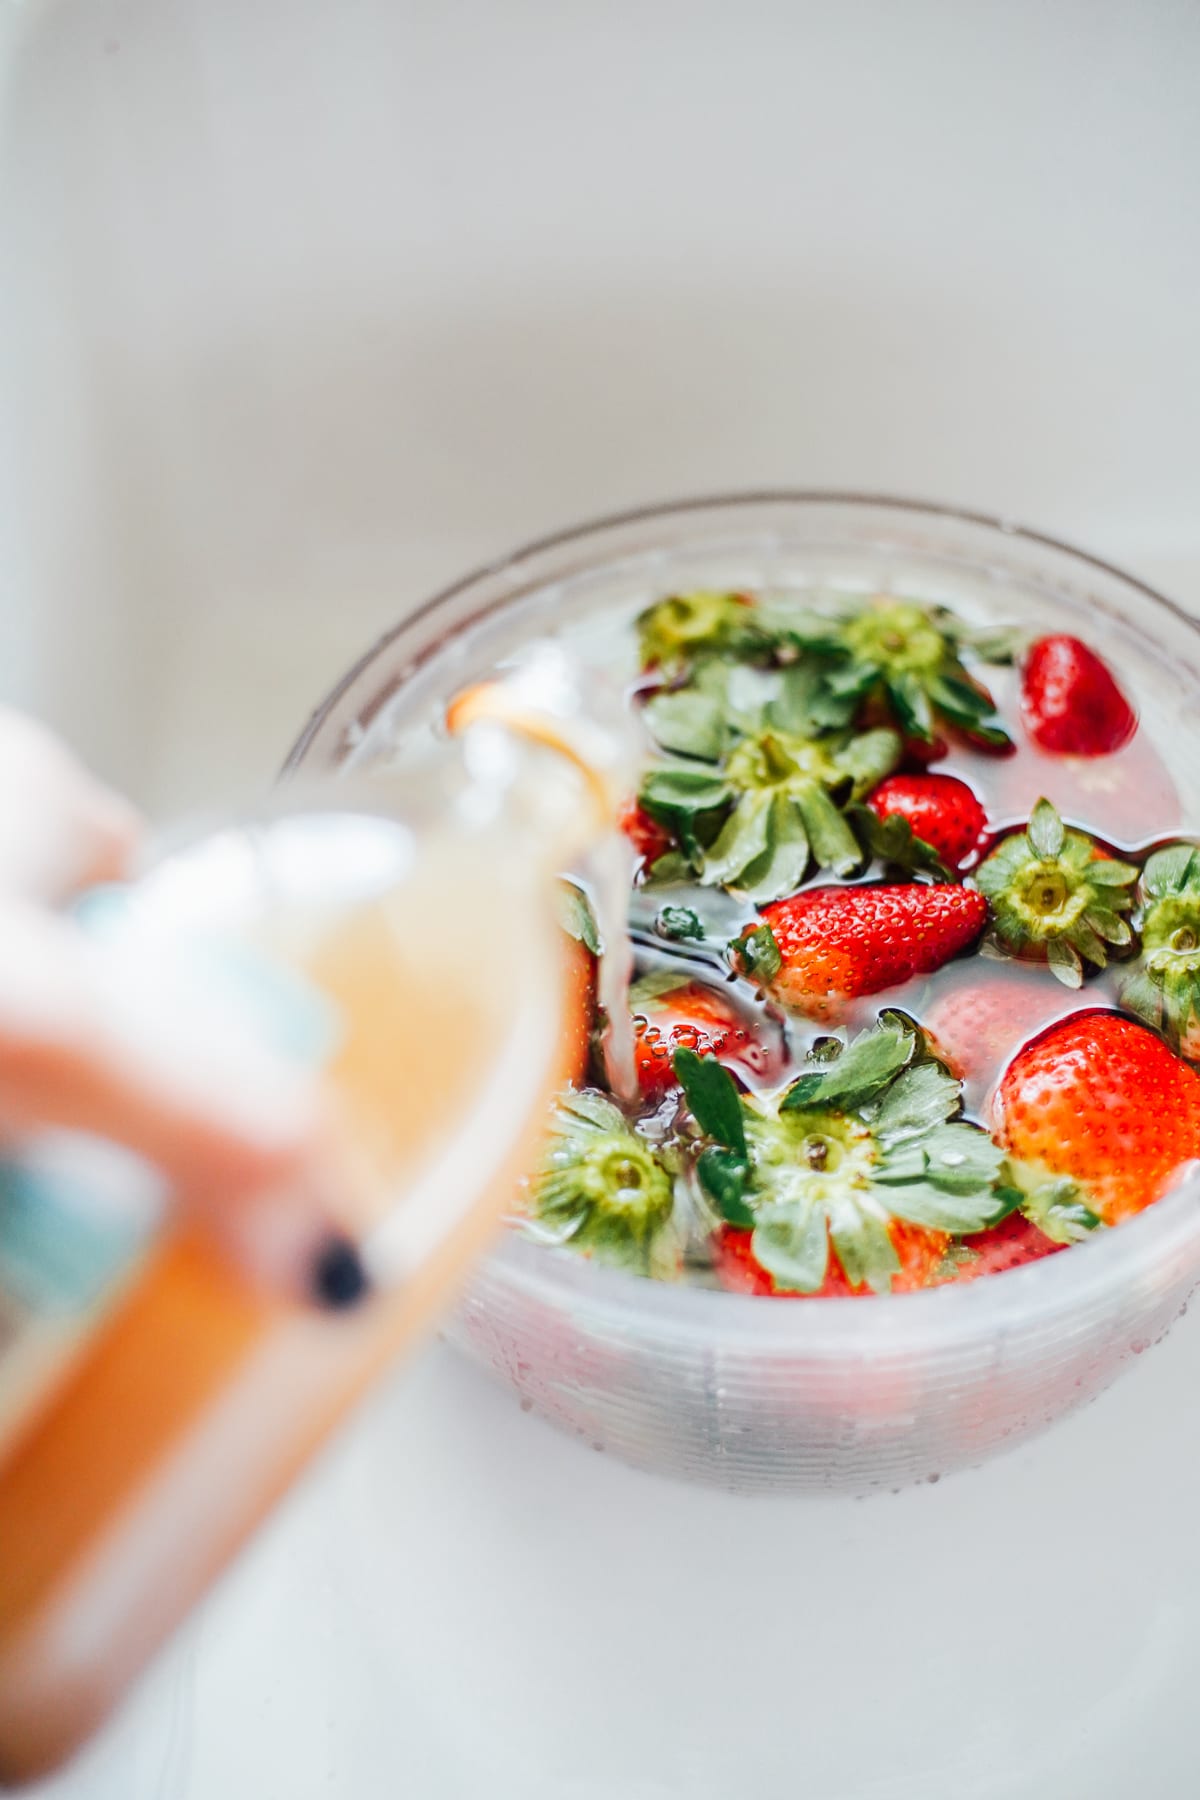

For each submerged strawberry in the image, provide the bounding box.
[527,1089,679,1276]
[714,1219,947,1296]
[866,772,988,872]
[559,935,597,1086]
[556,882,600,1083]
[993,1012,1200,1225]
[923,968,1101,1090]
[631,973,781,1097]
[676,1015,1014,1296]
[974,797,1137,988]
[1021,634,1137,756]
[738,883,988,1020]
[1121,842,1200,1058]
[931,1212,1064,1285]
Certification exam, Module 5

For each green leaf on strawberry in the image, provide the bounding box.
[637,591,773,675]
[675,1018,1013,1294]
[974,797,1137,987]
[845,801,954,882]
[736,922,782,984]
[642,688,730,762]
[696,1147,755,1226]
[638,766,732,863]
[1017,1175,1103,1246]
[638,715,901,900]
[1120,841,1200,1057]
[654,905,706,943]
[528,1089,680,1277]
[774,598,1013,749]
[764,659,862,735]
[779,1012,918,1110]
[672,1046,747,1153]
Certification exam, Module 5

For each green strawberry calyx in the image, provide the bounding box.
[844,801,955,882]
[674,1014,1016,1294]
[1005,1164,1104,1246]
[637,662,901,900]
[775,597,1013,749]
[636,590,771,675]
[734,922,783,985]
[1121,842,1200,1057]
[526,1090,680,1277]
[974,798,1137,988]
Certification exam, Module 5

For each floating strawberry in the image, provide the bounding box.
[1020,634,1137,756]
[864,772,988,872]
[676,1016,1015,1295]
[735,883,988,1020]
[930,1212,1065,1285]
[630,972,782,1097]
[1120,842,1200,1058]
[556,882,600,1083]
[638,660,900,899]
[558,936,597,1086]
[775,597,1013,749]
[974,797,1137,987]
[713,1218,946,1295]
[527,1089,680,1275]
[923,968,1102,1090]
[993,1012,1200,1225]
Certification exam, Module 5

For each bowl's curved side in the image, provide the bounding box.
[450,1183,1200,1495]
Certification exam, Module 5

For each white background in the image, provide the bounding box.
[2,2,1200,1796]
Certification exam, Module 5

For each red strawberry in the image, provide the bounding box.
[932,1212,1064,1285]
[867,773,988,871]
[559,934,596,1086]
[1021,635,1137,757]
[632,977,781,1097]
[713,1222,948,1297]
[619,800,674,871]
[993,1011,1200,1224]
[747,884,988,1019]
[923,969,1103,1091]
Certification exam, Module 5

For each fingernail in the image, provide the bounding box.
[310,1235,371,1310]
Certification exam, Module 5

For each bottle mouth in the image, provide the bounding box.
[445,641,638,842]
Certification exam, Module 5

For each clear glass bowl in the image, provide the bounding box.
[284,493,1200,1494]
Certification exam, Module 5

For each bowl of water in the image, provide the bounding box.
[285,493,1200,1494]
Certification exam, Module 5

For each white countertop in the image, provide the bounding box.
[4,3,1200,1795]
[39,1308,1200,1800]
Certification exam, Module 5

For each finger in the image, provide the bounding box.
[0,900,366,1304]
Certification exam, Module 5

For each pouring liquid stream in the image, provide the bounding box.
[590,831,640,1103]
